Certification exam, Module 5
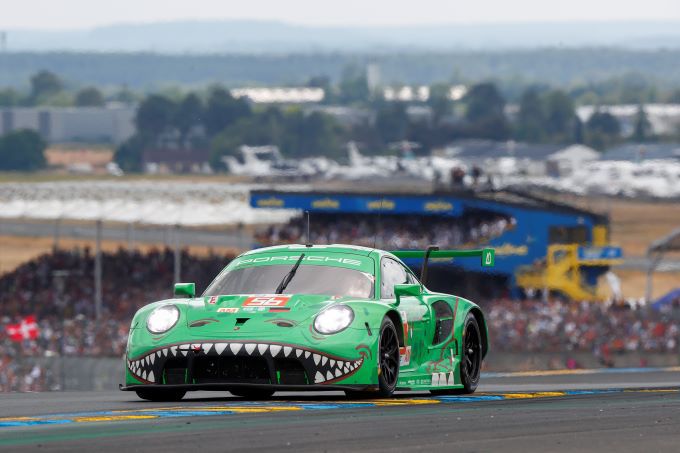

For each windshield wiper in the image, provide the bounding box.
[275,253,305,294]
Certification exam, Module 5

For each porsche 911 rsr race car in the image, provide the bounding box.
[120,244,493,401]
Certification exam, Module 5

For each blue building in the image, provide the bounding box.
[250,189,622,300]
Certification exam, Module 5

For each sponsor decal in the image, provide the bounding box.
[208,296,218,305]
[367,199,395,210]
[311,198,340,209]
[243,295,290,307]
[256,197,285,207]
[242,306,267,312]
[269,307,291,312]
[217,307,239,313]
[424,200,453,212]
[234,255,364,267]
[399,346,412,367]
[577,246,623,260]
[400,310,410,341]
[493,244,529,256]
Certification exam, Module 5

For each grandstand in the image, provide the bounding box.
[251,188,623,301]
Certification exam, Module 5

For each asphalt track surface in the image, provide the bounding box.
[1,369,679,452]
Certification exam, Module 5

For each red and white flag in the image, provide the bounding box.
[6,315,39,342]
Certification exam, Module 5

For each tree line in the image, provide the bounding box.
[0,70,135,108]
[114,79,665,172]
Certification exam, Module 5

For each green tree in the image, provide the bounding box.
[205,87,251,136]
[75,87,105,107]
[632,104,652,141]
[587,111,620,135]
[175,93,204,143]
[586,111,621,150]
[462,82,509,140]
[515,88,547,142]
[427,83,453,123]
[543,90,576,143]
[464,82,505,123]
[114,134,148,172]
[338,65,369,104]
[30,70,63,102]
[0,130,46,171]
[135,94,177,138]
[112,86,138,105]
[0,88,20,107]
[375,103,409,144]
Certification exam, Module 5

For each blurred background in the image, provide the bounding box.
[1,0,679,392]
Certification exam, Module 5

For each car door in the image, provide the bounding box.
[380,257,430,372]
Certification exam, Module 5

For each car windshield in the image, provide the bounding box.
[203,264,374,298]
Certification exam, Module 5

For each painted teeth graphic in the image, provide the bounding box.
[127,342,364,384]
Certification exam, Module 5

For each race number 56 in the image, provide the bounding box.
[243,296,290,307]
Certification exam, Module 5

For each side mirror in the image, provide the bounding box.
[174,283,195,298]
[393,283,422,306]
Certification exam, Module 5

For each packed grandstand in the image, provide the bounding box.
[1,248,678,392]
[255,212,516,249]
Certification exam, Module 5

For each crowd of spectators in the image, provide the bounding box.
[1,249,679,391]
[256,213,515,249]
[486,297,680,366]
[0,247,230,391]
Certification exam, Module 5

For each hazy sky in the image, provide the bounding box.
[2,0,680,29]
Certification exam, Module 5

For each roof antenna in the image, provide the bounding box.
[305,210,312,247]
[372,198,384,249]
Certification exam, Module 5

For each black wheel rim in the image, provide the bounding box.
[463,323,481,381]
[380,324,399,388]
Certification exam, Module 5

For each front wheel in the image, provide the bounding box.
[345,316,400,399]
[135,389,186,402]
[431,312,482,395]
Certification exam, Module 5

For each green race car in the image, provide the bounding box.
[120,244,493,401]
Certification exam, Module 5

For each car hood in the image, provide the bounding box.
[184,294,355,336]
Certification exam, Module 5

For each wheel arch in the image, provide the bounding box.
[384,309,405,348]
[468,306,489,359]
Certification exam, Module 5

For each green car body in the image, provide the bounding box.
[121,244,490,398]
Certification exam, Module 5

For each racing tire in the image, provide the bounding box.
[135,389,186,402]
[229,389,275,399]
[431,313,482,395]
[345,316,400,399]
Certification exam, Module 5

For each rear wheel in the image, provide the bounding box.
[345,316,400,399]
[229,389,275,399]
[431,313,482,395]
[135,389,186,402]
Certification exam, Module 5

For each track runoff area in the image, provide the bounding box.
[1,368,679,452]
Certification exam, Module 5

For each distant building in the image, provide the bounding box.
[366,63,381,93]
[439,139,599,177]
[601,143,680,162]
[577,104,680,137]
[546,145,600,177]
[230,87,324,104]
[383,85,467,102]
[0,105,135,144]
[302,105,374,127]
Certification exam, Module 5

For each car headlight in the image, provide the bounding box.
[314,305,354,335]
[146,305,180,334]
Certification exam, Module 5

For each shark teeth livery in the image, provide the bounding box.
[127,342,364,384]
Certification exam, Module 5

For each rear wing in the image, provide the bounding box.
[391,246,495,286]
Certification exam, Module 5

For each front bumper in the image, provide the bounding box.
[122,340,370,389]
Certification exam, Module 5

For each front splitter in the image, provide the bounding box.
[120,382,377,392]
